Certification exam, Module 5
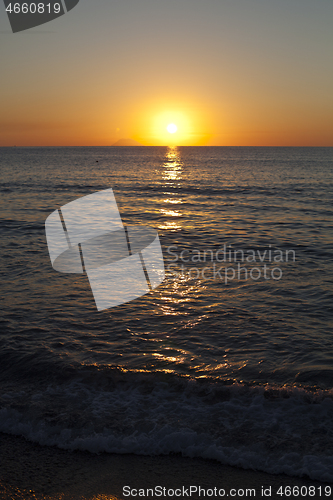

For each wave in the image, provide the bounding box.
[1,369,333,482]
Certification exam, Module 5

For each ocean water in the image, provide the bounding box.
[0,146,333,482]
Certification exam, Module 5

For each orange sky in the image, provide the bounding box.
[1,0,332,146]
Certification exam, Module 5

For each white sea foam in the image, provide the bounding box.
[1,377,333,482]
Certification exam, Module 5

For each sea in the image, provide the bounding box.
[0,146,333,482]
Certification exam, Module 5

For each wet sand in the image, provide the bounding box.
[0,433,331,500]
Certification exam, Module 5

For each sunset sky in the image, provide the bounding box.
[0,0,332,146]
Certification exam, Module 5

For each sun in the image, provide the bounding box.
[167,123,178,134]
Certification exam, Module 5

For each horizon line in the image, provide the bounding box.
[1,145,333,148]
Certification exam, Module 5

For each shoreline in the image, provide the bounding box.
[0,433,331,500]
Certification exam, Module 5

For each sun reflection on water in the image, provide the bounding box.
[159,208,181,217]
[158,146,184,230]
[162,146,183,182]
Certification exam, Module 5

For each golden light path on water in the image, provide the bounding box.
[157,146,183,231]
[147,147,216,374]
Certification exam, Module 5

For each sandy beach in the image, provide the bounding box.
[0,433,331,500]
